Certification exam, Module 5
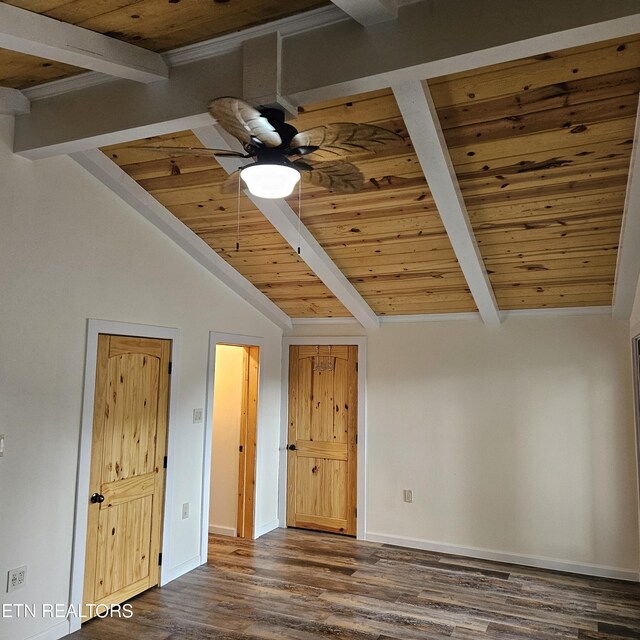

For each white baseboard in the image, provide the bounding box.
[365,531,640,582]
[208,525,237,537]
[160,554,202,586]
[254,519,280,539]
[27,620,70,640]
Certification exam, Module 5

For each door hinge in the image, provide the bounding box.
[355,507,357,517]
[239,445,244,453]
[158,553,163,566]
[163,455,168,469]
[355,434,358,445]
[168,362,172,375]
[356,362,359,372]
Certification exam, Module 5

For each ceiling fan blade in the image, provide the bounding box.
[128,146,247,159]
[297,160,364,193]
[290,123,404,160]
[219,170,242,194]
[209,97,282,148]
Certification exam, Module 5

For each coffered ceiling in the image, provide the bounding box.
[2,0,640,328]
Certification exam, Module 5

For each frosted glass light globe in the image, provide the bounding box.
[241,164,301,199]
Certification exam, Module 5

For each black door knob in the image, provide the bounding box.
[287,444,296,451]
[90,493,105,504]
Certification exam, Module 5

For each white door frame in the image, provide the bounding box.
[280,335,367,539]
[200,331,265,562]
[632,333,640,566]
[69,319,180,633]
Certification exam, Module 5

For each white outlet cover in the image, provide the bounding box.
[7,566,26,593]
[0,434,4,457]
[193,408,203,424]
[182,502,189,519]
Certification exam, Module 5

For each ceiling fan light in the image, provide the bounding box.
[241,163,300,199]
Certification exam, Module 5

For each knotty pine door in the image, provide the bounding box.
[286,345,357,536]
[83,335,171,620]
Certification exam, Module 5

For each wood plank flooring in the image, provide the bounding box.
[69,528,640,639]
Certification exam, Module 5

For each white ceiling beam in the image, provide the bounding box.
[70,148,292,331]
[243,32,296,118]
[392,81,501,326]
[330,0,398,25]
[0,88,30,116]
[13,0,640,158]
[613,96,640,320]
[0,3,168,83]
[193,125,380,329]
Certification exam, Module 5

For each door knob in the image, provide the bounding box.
[90,493,105,504]
[287,444,296,451]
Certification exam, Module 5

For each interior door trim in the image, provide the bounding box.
[71,319,180,634]
[280,335,367,540]
[201,332,266,562]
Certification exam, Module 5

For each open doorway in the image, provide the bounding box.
[208,343,259,540]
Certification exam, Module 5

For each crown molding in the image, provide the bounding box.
[290,317,361,325]
[501,306,613,319]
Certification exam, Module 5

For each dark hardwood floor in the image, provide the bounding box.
[70,528,640,639]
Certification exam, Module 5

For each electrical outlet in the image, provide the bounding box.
[192,408,203,424]
[403,489,413,504]
[182,502,189,520]
[0,434,4,457]
[7,566,26,593]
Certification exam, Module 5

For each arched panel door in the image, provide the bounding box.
[83,335,171,620]
[287,345,357,535]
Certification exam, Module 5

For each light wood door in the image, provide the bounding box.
[287,345,357,535]
[83,335,171,620]
[236,346,259,539]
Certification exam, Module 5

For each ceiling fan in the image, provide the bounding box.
[135,96,404,199]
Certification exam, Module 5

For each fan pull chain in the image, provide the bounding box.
[296,179,302,255]
[236,171,241,252]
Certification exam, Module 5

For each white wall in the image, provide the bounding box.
[289,313,640,576]
[0,115,282,640]
[209,345,244,536]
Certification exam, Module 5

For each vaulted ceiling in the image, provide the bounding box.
[2,0,640,328]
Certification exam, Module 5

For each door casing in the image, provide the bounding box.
[70,320,180,634]
[280,335,367,540]
[201,332,265,560]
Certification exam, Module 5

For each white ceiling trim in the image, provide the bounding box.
[0,87,29,116]
[70,148,292,331]
[393,81,501,326]
[0,3,168,83]
[193,125,379,330]
[613,95,640,320]
[330,0,398,25]
[501,306,613,320]
[380,313,482,324]
[14,0,640,159]
[291,317,361,325]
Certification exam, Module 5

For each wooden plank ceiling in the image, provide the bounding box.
[94,36,638,320]
[0,0,329,90]
[103,133,351,318]
[286,90,477,316]
[101,87,478,318]
[428,36,640,310]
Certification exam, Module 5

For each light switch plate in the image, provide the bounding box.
[0,434,4,457]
